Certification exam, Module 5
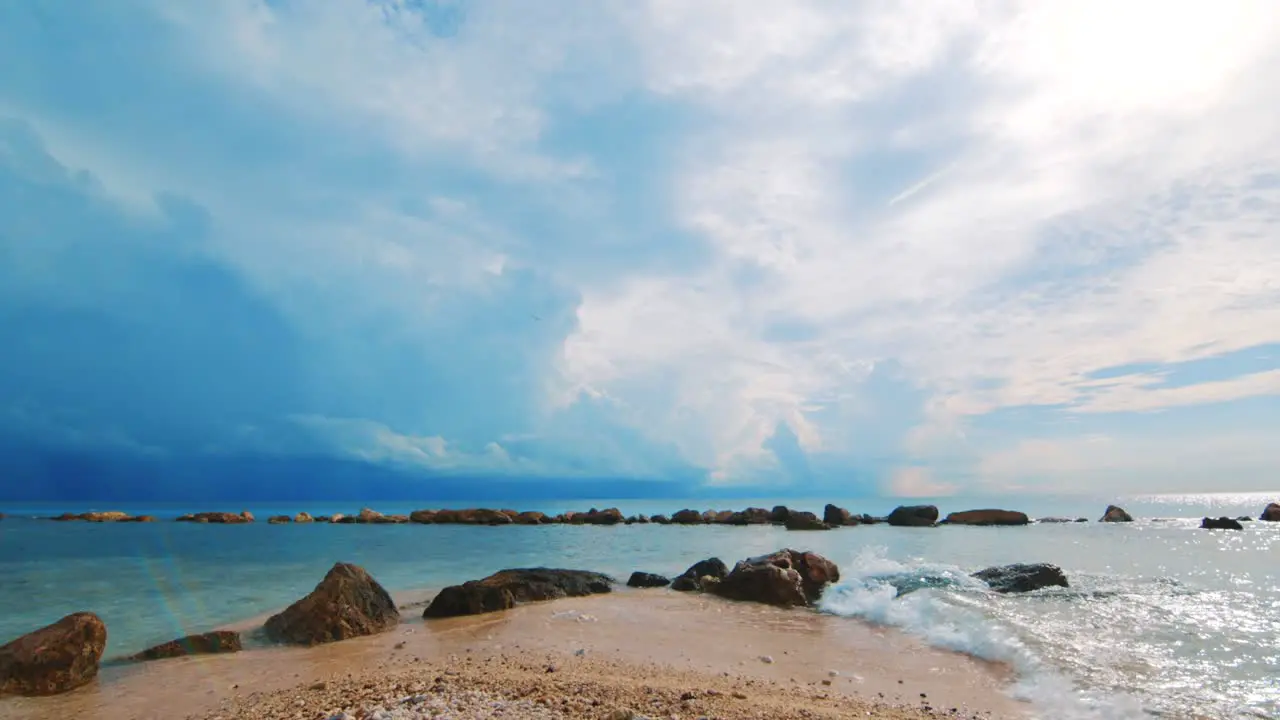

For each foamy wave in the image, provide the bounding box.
[818,547,1148,720]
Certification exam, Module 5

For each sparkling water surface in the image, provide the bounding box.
[1,492,1277,719]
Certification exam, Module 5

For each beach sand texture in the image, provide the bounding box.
[2,590,1026,719]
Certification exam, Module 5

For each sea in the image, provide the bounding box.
[1,492,1277,720]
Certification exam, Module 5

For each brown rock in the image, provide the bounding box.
[886,505,938,527]
[670,558,729,592]
[126,515,157,523]
[0,612,107,696]
[268,515,292,524]
[409,509,438,524]
[723,508,772,525]
[784,511,831,531]
[1260,502,1280,522]
[432,508,512,525]
[671,509,703,524]
[1100,505,1133,523]
[942,509,1030,526]
[371,514,409,524]
[823,504,853,526]
[263,563,399,645]
[240,511,254,522]
[711,549,840,607]
[769,505,792,523]
[131,630,242,661]
[514,511,547,525]
[579,508,624,525]
[82,511,131,522]
[294,512,314,524]
[423,568,613,618]
[356,508,383,523]
[713,510,735,524]
[650,514,671,524]
[176,512,253,524]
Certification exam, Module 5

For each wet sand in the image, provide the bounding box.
[2,590,1028,719]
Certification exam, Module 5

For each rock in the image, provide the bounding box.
[1200,516,1244,530]
[769,506,792,523]
[823,504,853,526]
[1100,505,1133,522]
[175,511,253,524]
[335,515,358,524]
[83,511,131,522]
[711,549,840,607]
[330,513,346,523]
[263,563,399,645]
[0,612,107,696]
[131,630,242,661]
[240,511,254,522]
[408,509,437,524]
[671,509,703,524]
[371,514,408,524]
[973,563,1069,593]
[294,512,314,524]
[1037,517,1074,523]
[886,505,938,527]
[942,509,1029,526]
[858,514,884,525]
[626,572,671,588]
[514,511,547,525]
[356,508,383,524]
[670,558,729,592]
[423,569,613,618]
[268,515,292,524]
[784,511,831,531]
[634,514,650,524]
[1260,503,1280,522]
[126,515,157,523]
[650,514,671,524]
[1236,516,1253,522]
[431,508,512,525]
[579,508,624,526]
[723,507,772,525]
[712,509,736,524]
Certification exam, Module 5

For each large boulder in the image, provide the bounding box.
[1100,505,1133,523]
[1200,516,1244,530]
[0,612,107,696]
[294,512,314,524]
[973,563,1069,594]
[650,514,671,525]
[263,563,399,645]
[669,558,729,592]
[408,509,437,524]
[626,572,671,588]
[423,569,613,618]
[578,508,624,526]
[943,509,1030,526]
[131,631,242,661]
[711,549,840,607]
[356,508,383,523]
[823,504,854,526]
[784,511,831,531]
[723,507,772,525]
[432,508,512,525]
[769,506,792,523]
[886,505,939,527]
[670,509,703,524]
[1260,503,1280,522]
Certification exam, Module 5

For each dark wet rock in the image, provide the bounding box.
[650,514,671,525]
[700,510,720,523]
[886,505,939,527]
[784,511,831,531]
[1037,517,1073,523]
[626,572,671,588]
[131,631,242,661]
[942,509,1029,526]
[1236,516,1253,522]
[858,514,884,525]
[1075,518,1088,522]
[823,504,853,526]
[268,515,292,524]
[671,509,703,524]
[723,507,772,525]
[264,563,399,645]
[1260,502,1280,522]
[712,510,735,524]
[578,508,624,526]
[1200,517,1244,530]
[423,568,613,618]
[973,563,1069,594]
[711,549,840,607]
[1100,505,1133,522]
[335,515,358,524]
[670,558,729,592]
[0,612,107,696]
[769,506,792,523]
[432,508,513,525]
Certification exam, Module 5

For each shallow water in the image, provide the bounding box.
[1,492,1277,719]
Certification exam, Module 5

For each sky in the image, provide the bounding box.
[2,1,1280,500]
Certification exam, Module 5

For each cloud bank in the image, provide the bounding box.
[3,0,1279,498]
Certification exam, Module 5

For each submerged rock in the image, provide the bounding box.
[784,511,831,531]
[1100,505,1133,522]
[626,572,671,588]
[423,568,613,618]
[670,558,729,592]
[1260,502,1280,522]
[131,630,242,661]
[264,563,399,645]
[973,563,1069,593]
[0,612,107,696]
[268,515,292,524]
[1037,517,1074,523]
[942,509,1029,526]
[886,505,939,527]
[1200,517,1244,530]
[711,549,840,607]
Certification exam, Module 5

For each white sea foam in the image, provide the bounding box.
[818,547,1149,720]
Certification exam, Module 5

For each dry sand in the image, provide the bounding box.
[1,590,1029,720]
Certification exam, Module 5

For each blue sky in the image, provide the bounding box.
[2,1,1279,499]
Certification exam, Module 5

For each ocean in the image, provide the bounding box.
[1,492,1276,719]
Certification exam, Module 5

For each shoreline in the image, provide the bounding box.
[2,590,1028,720]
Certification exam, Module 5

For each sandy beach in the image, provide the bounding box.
[2,589,1026,720]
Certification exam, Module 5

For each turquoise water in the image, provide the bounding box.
[2,492,1277,719]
